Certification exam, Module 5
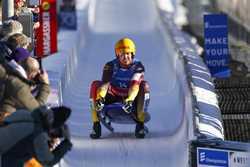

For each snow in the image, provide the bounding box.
[88,0,158,33]
[156,0,175,13]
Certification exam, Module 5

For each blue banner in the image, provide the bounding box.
[204,14,230,78]
[59,0,77,30]
[198,148,229,167]
[59,11,77,30]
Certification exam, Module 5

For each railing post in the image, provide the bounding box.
[2,0,14,21]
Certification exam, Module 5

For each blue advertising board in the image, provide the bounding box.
[59,11,77,30]
[197,147,250,167]
[197,147,229,167]
[204,14,230,78]
[59,1,77,30]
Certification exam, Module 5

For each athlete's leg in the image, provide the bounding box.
[89,80,103,123]
[89,80,103,139]
[135,81,150,122]
[134,81,150,138]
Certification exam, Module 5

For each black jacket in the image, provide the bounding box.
[1,108,72,167]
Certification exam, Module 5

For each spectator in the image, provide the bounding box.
[0,33,34,91]
[0,32,30,67]
[0,56,50,119]
[14,0,27,18]
[14,0,40,30]
[0,32,46,122]
[0,32,30,66]
[1,106,72,167]
[30,6,40,30]
[0,19,23,41]
[6,33,31,51]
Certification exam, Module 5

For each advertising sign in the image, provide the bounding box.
[204,14,230,78]
[59,11,77,30]
[36,0,58,58]
[230,151,250,167]
[197,147,250,167]
[197,148,229,167]
[59,0,77,30]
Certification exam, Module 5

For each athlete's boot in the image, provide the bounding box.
[90,122,101,139]
[135,122,145,139]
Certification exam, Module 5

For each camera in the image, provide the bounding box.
[33,69,44,83]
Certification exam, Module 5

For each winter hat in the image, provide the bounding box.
[51,106,71,129]
[32,106,71,131]
[0,20,23,41]
[12,47,30,62]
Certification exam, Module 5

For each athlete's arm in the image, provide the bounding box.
[98,62,113,99]
[101,62,113,83]
[125,62,145,102]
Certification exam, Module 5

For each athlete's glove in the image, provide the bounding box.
[95,98,105,111]
[122,100,133,114]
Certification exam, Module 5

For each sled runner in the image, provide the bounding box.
[97,102,150,132]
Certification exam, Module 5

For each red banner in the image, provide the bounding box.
[36,0,58,58]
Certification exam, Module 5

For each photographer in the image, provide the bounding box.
[0,56,50,120]
[1,106,73,167]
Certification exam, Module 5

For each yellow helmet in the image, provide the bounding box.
[115,38,136,56]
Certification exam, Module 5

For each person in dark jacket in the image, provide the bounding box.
[0,56,50,121]
[1,106,73,167]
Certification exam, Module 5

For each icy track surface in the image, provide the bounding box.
[61,0,191,166]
